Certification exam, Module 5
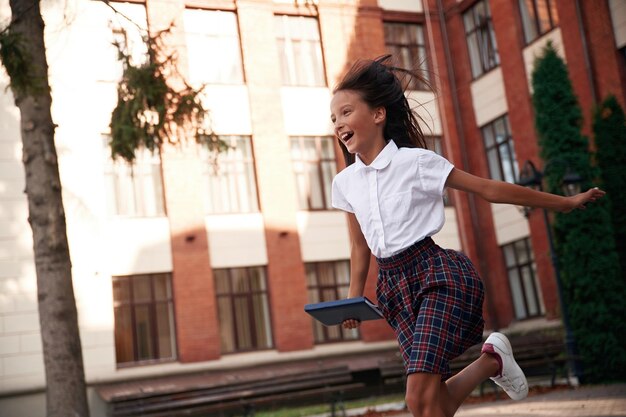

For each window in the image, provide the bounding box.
[275,15,326,87]
[112,273,177,365]
[481,115,519,183]
[384,22,429,90]
[463,0,500,78]
[103,137,165,217]
[201,136,259,214]
[519,0,559,44]
[183,9,244,84]
[502,238,545,319]
[306,261,359,343]
[290,136,337,210]
[214,266,273,353]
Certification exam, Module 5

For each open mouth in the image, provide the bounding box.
[340,131,354,143]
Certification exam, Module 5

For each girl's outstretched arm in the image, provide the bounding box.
[343,213,371,329]
[445,168,605,212]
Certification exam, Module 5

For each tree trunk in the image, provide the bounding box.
[6,0,90,415]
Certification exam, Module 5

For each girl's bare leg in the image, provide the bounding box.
[404,353,499,417]
[405,372,446,417]
[438,353,499,417]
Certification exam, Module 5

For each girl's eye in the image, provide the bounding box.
[343,110,350,116]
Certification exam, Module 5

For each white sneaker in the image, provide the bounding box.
[481,332,528,400]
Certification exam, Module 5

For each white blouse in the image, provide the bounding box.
[331,140,453,258]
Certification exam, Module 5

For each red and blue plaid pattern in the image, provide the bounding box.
[376,237,485,380]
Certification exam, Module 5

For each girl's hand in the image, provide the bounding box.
[342,319,361,329]
[563,187,606,213]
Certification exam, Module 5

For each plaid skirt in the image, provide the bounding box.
[376,237,485,380]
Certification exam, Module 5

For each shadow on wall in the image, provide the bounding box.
[0,72,48,393]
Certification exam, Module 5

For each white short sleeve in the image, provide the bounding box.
[331,177,354,213]
[418,151,454,196]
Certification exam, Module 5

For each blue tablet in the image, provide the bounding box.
[304,297,384,326]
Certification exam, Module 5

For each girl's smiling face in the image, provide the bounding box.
[330,89,386,165]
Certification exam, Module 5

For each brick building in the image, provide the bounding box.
[0,0,624,415]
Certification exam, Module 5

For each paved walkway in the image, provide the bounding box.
[396,384,626,417]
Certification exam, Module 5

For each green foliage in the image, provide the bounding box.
[0,26,45,95]
[593,95,626,277]
[109,28,213,163]
[531,42,626,383]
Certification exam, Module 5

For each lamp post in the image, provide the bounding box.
[516,160,583,383]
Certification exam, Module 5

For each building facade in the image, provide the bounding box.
[0,0,624,415]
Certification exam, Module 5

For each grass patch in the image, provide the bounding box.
[254,393,405,417]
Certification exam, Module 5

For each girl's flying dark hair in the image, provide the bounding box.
[333,55,429,165]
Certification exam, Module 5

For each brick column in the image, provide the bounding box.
[319,0,386,88]
[318,0,394,342]
[556,0,598,135]
[424,0,514,329]
[489,0,559,318]
[146,0,221,361]
[578,0,626,108]
[237,0,313,352]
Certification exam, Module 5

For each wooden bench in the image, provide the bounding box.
[107,365,365,417]
[378,355,406,394]
[376,331,570,397]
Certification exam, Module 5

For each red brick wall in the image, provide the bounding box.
[237,0,314,352]
[556,0,597,137]
[319,0,394,342]
[579,0,626,108]
[146,0,221,362]
[489,0,559,319]
[426,0,514,330]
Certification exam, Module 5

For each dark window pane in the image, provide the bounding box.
[114,306,133,363]
[214,270,231,295]
[155,302,175,359]
[502,238,544,320]
[218,297,235,352]
[249,267,266,291]
[214,266,273,352]
[252,294,272,348]
[487,149,503,182]
[514,239,529,264]
[482,126,495,148]
[134,305,154,361]
[384,22,429,90]
[305,260,359,344]
[132,275,152,303]
[521,267,539,316]
[482,115,518,183]
[518,0,559,44]
[234,297,252,350]
[508,268,526,319]
[232,269,251,294]
[113,279,131,304]
[112,273,176,365]
[499,143,516,183]
[306,265,318,286]
[335,261,350,285]
[503,245,516,267]
[290,136,336,210]
[463,0,499,78]
[153,274,169,301]
[318,263,335,286]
